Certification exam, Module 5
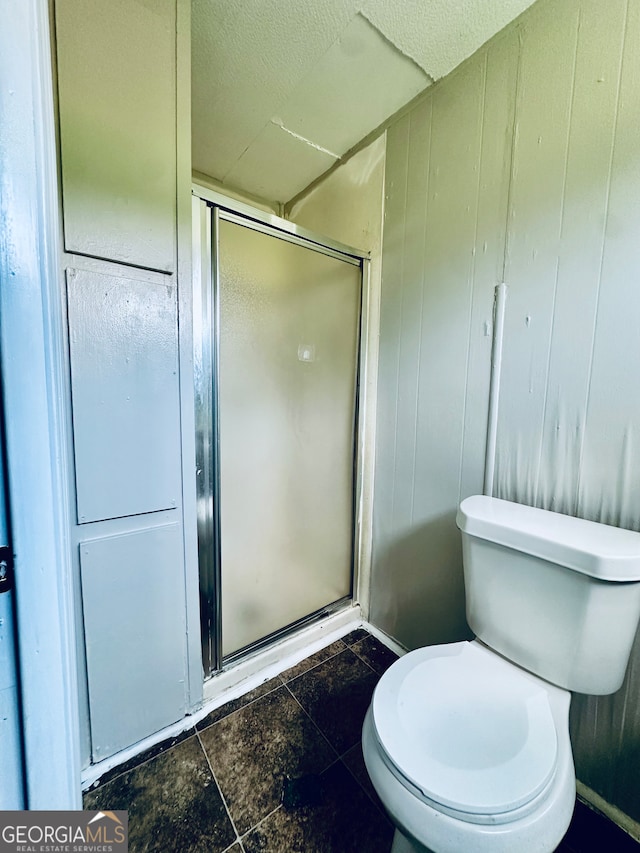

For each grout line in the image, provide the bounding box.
[197,678,286,733]
[345,639,385,679]
[284,645,381,760]
[283,679,342,763]
[341,626,372,646]
[281,641,348,685]
[85,727,198,793]
[339,750,387,817]
[203,649,362,845]
[283,626,394,685]
[239,803,284,842]
[196,729,244,849]
[193,640,360,736]
[350,650,380,678]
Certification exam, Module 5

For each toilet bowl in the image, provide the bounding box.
[363,641,575,853]
[362,495,640,853]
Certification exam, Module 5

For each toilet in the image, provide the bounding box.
[362,495,640,853]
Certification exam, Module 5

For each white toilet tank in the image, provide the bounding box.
[457,495,640,695]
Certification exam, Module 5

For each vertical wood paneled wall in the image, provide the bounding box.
[372,0,640,823]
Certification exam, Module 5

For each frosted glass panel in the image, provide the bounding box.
[218,220,360,655]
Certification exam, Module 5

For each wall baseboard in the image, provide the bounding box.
[576,781,640,843]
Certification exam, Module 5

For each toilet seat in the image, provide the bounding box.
[371,642,558,819]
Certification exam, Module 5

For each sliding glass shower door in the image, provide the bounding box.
[194,195,364,673]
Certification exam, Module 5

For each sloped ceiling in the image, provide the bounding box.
[192,0,537,205]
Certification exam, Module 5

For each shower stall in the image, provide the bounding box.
[192,189,367,676]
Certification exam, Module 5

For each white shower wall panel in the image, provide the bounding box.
[67,268,181,524]
[55,0,177,272]
[80,524,186,761]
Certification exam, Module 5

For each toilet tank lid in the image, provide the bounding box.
[457,495,640,581]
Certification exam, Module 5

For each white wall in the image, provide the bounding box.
[373,0,640,826]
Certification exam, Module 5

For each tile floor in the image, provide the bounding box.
[84,628,639,853]
[84,629,397,852]
[558,800,640,853]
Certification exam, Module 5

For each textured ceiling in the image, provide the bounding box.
[192,0,537,204]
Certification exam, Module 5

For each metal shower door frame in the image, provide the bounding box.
[192,185,370,677]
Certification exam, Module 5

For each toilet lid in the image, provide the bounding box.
[372,642,558,815]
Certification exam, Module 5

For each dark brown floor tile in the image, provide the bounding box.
[242,760,394,853]
[196,677,282,731]
[279,640,346,682]
[556,798,640,852]
[84,734,236,853]
[199,685,336,835]
[341,628,370,646]
[287,647,379,755]
[342,742,386,812]
[86,726,196,790]
[351,635,399,676]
